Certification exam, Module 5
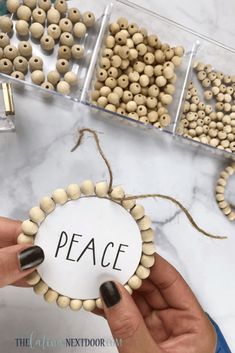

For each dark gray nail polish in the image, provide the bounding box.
[100,281,121,308]
[18,246,44,271]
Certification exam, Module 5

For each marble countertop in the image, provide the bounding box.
[0,0,235,352]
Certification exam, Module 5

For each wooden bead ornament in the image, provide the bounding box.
[60,32,74,47]
[17,5,31,21]
[59,18,73,33]
[6,0,20,13]
[3,45,18,60]
[82,12,96,27]
[31,70,45,85]
[30,22,44,39]
[34,280,48,295]
[11,70,25,80]
[47,24,61,40]
[56,59,70,74]
[73,22,86,38]
[64,71,78,86]
[56,80,70,95]
[16,20,29,36]
[54,0,67,14]
[40,34,55,51]
[41,81,54,91]
[38,0,52,12]
[0,33,10,49]
[68,7,81,23]
[58,45,71,60]
[13,56,28,74]
[47,70,60,86]
[29,56,43,72]
[47,7,60,24]
[18,41,32,58]
[32,8,46,24]
[71,44,84,60]
[0,16,13,33]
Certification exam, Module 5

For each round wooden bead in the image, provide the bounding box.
[159,114,171,127]
[29,56,43,71]
[40,34,55,51]
[11,71,25,80]
[128,275,142,290]
[228,212,235,221]
[52,188,68,204]
[141,228,154,242]
[73,22,86,38]
[95,181,109,197]
[15,20,29,36]
[34,280,48,295]
[56,59,70,74]
[40,196,55,214]
[124,284,133,295]
[44,289,59,303]
[136,265,150,279]
[130,204,145,220]
[111,186,125,199]
[54,0,67,14]
[156,75,167,87]
[17,5,31,21]
[25,271,41,285]
[59,18,73,33]
[108,92,119,106]
[38,0,51,11]
[0,33,10,49]
[66,184,81,200]
[83,11,95,27]
[57,81,70,95]
[142,242,155,255]
[31,70,45,85]
[22,219,38,235]
[18,41,32,57]
[47,7,60,24]
[0,16,13,33]
[83,299,96,311]
[117,17,128,29]
[138,216,151,230]
[71,44,84,59]
[60,32,74,47]
[68,7,81,23]
[13,56,28,73]
[161,94,173,105]
[17,233,34,244]
[23,0,37,8]
[80,180,94,195]
[47,70,60,85]
[32,8,46,24]
[6,0,20,13]
[29,22,44,39]
[57,295,70,308]
[96,298,103,309]
[58,45,71,60]
[70,299,83,311]
[121,195,136,209]
[64,71,78,86]
[41,81,54,90]
[140,254,155,268]
[3,45,18,60]
[29,206,45,223]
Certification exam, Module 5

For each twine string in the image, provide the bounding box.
[71,128,227,240]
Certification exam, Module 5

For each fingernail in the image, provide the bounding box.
[18,246,44,271]
[100,281,121,308]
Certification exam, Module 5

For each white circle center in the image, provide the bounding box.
[35,197,142,299]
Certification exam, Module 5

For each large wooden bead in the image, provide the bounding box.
[70,299,82,311]
[44,289,59,303]
[34,280,48,295]
[29,206,45,223]
[3,45,18,60]
[32,8,46,24]
[96,298,103,309]
[95,181,109,197]
[18,41,32,58]
[47,7,60,24]
[0,16,13,33]
[25,271,41,285]
[136,265,150,279]
[52,188,68,204]
[66,184,81,199]
[23,0,37,9]
[80,180,94,195]
[68,7,81,23]
[40,34,55,51]
[30,22,44,39]
[0,33,10,48]
[82,12,95,27]
[57,81,70,95]
[17,233,34,244]
[40,196,55,214]
[140,254,155,268]
[22,220,38,235]
[31,70,45,85]
[83,299,96,311]
[128,275,142,289]
[71,44,84,59]
[141,228,154,242]
[64,71,78,86]
[6,0,20,13]
[29,56,43,71]
[57,295,70,308]
[73,22,86,38]
[59,18,73,33]
[17,5,31,21]
[47,70,60,85]
[38,0,51,11]
[54,0,67,14]
[15,20,29,36]
[142,242,155,255]
[130,204,145,220]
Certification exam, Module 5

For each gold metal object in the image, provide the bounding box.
[1,82,15,116]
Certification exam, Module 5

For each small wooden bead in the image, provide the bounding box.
[60,32,74,47]
[155,75,167,87]
[32,8,46,24]
[137,105,147,116]
[13,56,28,73]
[54,0,67,14]
[124,284,133,295]
[23,0,37,9]
[59,18,73,33]
[47,24,61,39]
[44,289,59,303]
[70,299,83,311]
[223,206,232,215]
[6,0,20,13]
[83,300,96,311]
[0,33,10,49]
[29,206,45,223]
[110,186,125,199]
[174,46,184,57]
[105,103,116,112]
[40,34,55,51]
[140,254,155,268]
[22,219,38,235]
[52,188,68,204]
[138,216,151,230]
[16,20,29,36]
[38,0,51,11]
[31,70,45,85]
[130,204,145,220]
[83,11,95,27]
[41,81,54,90]
[95,181,109,197]
[3,45,18,60]
[11,71,25,80]
[80,180,94,195]
[57,295,70,308]
[25,271,41,286]
[117,17,128,29]
[109,22,120,35]
[0,16,13,33]
[216,193,224,202]
[73,22,86,38]
[17,233,34,244]
[40,196,55,214]
[71,44,84,60]
[126,100,137,112]
[100,86,111,97]
[17,5,31,21]
[161,94,173,105]
[228,212,235,221]
[142,242,155,255]
[218,201,228,210]
[216,185,225,194]
[64,71,78,86]
[97,96,108,107]
[141,228,154,242]
[29,22,44,39]
[18,41,32,58]
[136,265,150,279]
[66,183,81,200]
[29,56,43,71]
[132,32,143,45]
[56,59,70,74]
[108,92,119,106]
[95,298,103,309]
[47,7,60,24]
[34,280,48,295]
[68,7,81,23]
[57,81,70,95]
[159,114,171,127]
[128,275,142,290]
[58,45,71,60]
[121,195,136,209]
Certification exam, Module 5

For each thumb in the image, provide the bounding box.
[100,281,161,353]
[0,245,44,287]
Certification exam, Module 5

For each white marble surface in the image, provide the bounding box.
[0,0,235,352]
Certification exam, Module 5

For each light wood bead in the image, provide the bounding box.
[31,70,45,85]
[156,76,167,87]
[18,41,32,58]
[96,298,103,309]
[95,181,109,197]
[44,289,59,303]
[40,196,55,214]
[70,299,83,311]
[159,114,171,127]
[17,5,31,21]
[14,56,28,74]
[66,183,81,200]
[174,46,184,57]
[126,100,137,112]
[107,67,119,79]
[136,265,150,279]
[58,45,71,60]
[47,24,61,39]
[29,56,43,72]
[100,86,111,97]
[32,8,46,24]
[0,16,13,33]
[111,186,125,199]
[223,206,232,215]
[59,18,73,33]
[23,0,37,8]
[218,201,228,210]
[73,22,86,38]
[3,45,18,61]
[57,295,70,308]
[0,33,10,49]
[29,206,45,223]
[140,254,155,268]
[97,96,108,107]
[41,81,54,90]
[225,166,234,175]
[17,233,34,244]
[129,48,138,60]
[22,220,38,235]
[83,11,95,27]
[83,299,96,311]
[68,7,81,23]
[56,59,70,74]
[117,17,128,29]
[141,228,154,242]
[128,112,138,120]
[142,242,155,255]
[47,7,60,24]
[11,71,25,80]
[34,280,48,295]
[30,22,44,39]
[40,34,55,51]
[161,94,173,106]
[38,0,51,11]
[121,195,136,209]
[138,216,151,230]
[228,212,235,221]
[71,44,84,60]
[216,193,224,202]
[130,204,145,220]
[6,0,20,13]
[15,20,29,36]
[129,83,141,95]
[139,74,149,87]
[25,271,41,286]
[108,92,119,106]
[52,188,68,204]
[80,180,94,195]
[216,185,225,194]
[124,284,133,295]
[128,275,142,290]
[132,32,144,45]
[148,111,158,123]
[64,71,77,86]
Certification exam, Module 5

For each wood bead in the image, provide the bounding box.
[59,18,73,33]
[47,7,60,24]
[142,242,155,255]
[95,181,109,197]
[80,180,94,195]
[29,206,45,223]
[57,295,70,308]
[121,195,136,209]
[140,254,155,268]
[60,32,74,47]
[57,81,70,95]
[40,34,55,51]
[141,228,154,242]
[17,5,31,21]
[25,271,41,285]
[31,70,45,85]
[54,0,67,14]
[41,81,54,90]
[16,20,29,36]
[44,289,59,303]
[0,33,10,49]
[6,0,20,13]
[34,280,48,295]
[40,196,55,214]
[52,188,68,204]
[47,24,61,39]
[68,7,81,23]
[64,71,78,86]
[128,275,142,289]
[130,204,145,220]
[83,299,96,311]
[66,184,81,200]
[18,41,32,57]
[47,70,60,85]
[71,44,84,60]
[70,299,83,311]
[95,298,103,309]
[136,265,150,279]
[110,186,125,199]
[124,284,133,295]
[159,114,171,127]
[0,16,13,33]
[109,22,120,35]
[228,211,235,221]
[14,56,28,73]
[138,216,151,230]
[38,0,51,11]
[17,233,34,244]
[73,22,86,38]
[11,71,25,80]
[3,45,18,60]
[30,22,44,39]
[32,8,46,24]
[82,11,95,27]
[23,0,37,9]
[29,56,43,71]
[22,219,38,235]
[117,17,128,29]
[56,59,70,74]
[58,45,71,60]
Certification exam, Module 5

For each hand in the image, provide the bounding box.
[98,254,217,353]
[0,217,44,288]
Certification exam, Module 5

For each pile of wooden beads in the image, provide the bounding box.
[91,17,184,128]
[216,163,235,221]
[0,0,96,95]
[178,62,235,153]
[17,180,155,311]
